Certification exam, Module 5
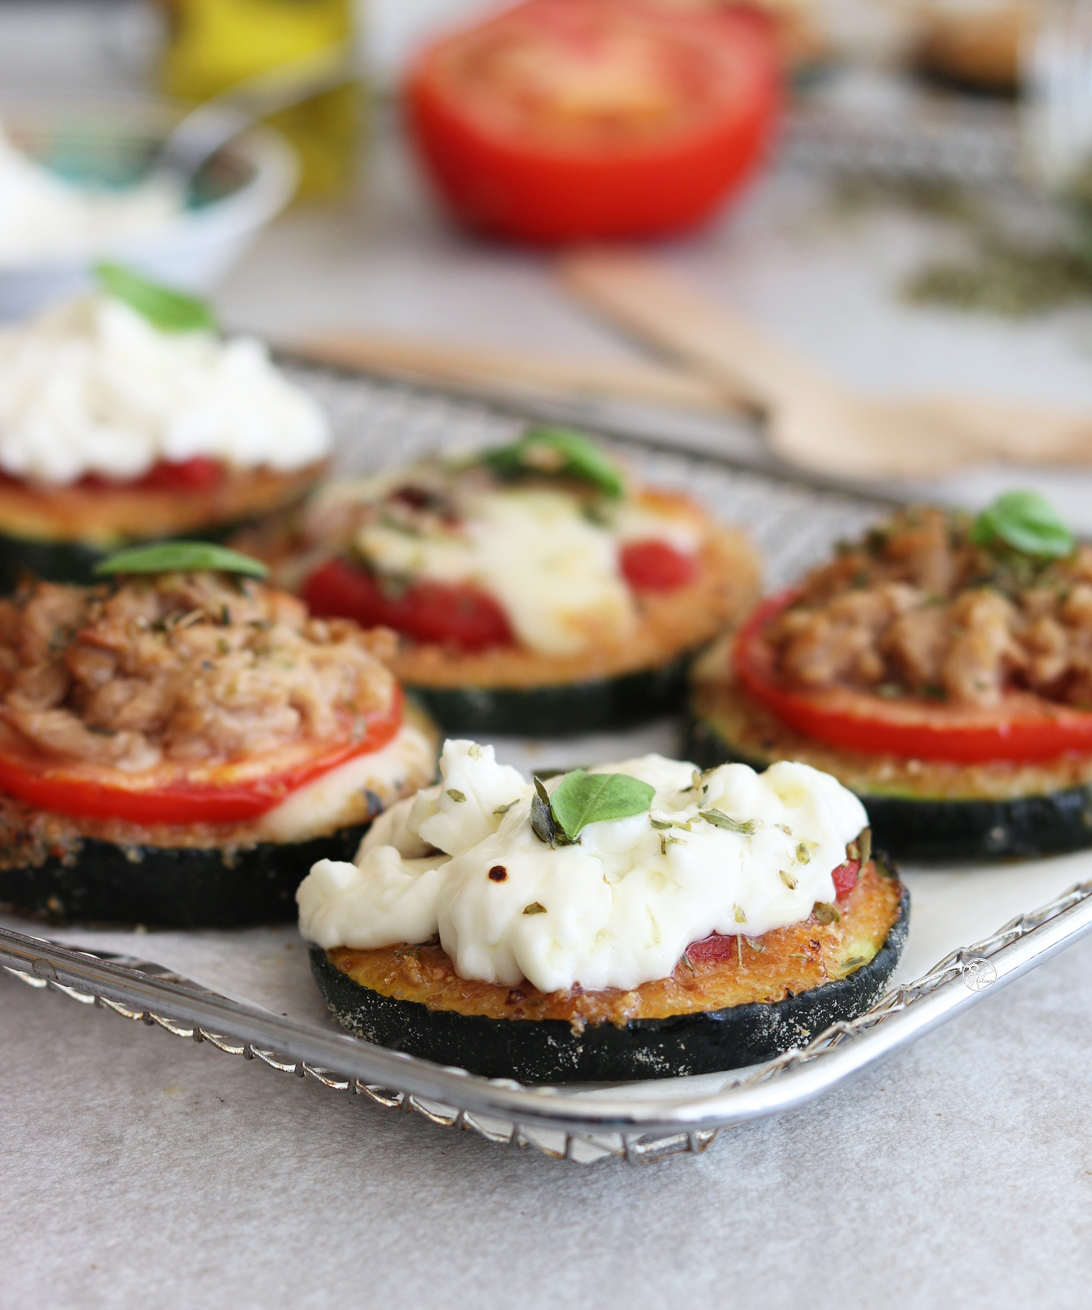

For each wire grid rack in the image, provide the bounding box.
[5,363,1092,1164]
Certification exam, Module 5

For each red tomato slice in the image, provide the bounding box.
[303,558,515,652]
[131,457,224,492]
[620,538,698,591]
[735,590,1092,763]
[406,0,781,242]
[831,858,860,899]
[76,458,225,493]
[685,931,740,966]
[0,687,404,826]
[0,458,225,494]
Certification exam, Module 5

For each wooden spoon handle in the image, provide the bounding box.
[288,331,736,414]
[911,395,1092,464]
[559,249,841,410]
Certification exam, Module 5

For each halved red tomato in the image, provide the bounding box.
[303,558,515,652]
[735,590,1092,763]
[406,0,781,242]
[620,538,698,591]
[0,687,404,826]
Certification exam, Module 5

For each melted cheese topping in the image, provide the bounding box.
[297,740,869,995]
[355,486,698,657]
[0,296,330,484]
[256,720,437,843]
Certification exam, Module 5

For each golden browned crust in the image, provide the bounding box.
[0,461,325,544]
[327,860,901,1026]
[693,635,1092,800]
[390,522,760,690]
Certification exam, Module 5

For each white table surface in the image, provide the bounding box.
[6,7,1092,1303]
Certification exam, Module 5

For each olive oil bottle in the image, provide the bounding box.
[158,0,362,198]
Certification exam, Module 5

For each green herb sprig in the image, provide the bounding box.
[970,491,1075,559]
[482,426,624,499]
[95,263,217,335]
[94,542,269,579]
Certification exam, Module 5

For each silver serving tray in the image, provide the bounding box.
[5,364,1092,1165]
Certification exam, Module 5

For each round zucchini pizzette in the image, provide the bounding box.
[252,427,759,736]
[0,546,437,927]
[688,492,1092,861]
[299,740,906,1083]
[0,265,330,589]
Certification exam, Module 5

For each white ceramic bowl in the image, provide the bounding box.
[0,98,299,320]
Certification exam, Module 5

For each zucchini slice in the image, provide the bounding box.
[0,706,441,928]
[310,859,908,1083]
[0,819,372,929]
[687,675,1092,861]
[408,652,691,737]
[274,511,760,739]
[389,523,761,737]
[0,463,323,589]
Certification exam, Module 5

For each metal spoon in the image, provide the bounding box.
[151,42,360,184]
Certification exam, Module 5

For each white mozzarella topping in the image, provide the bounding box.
[297,740,869,995]
[256,721,437,844]
[355,486,690,657]
[0,296,330,484]
[610,500,702,554]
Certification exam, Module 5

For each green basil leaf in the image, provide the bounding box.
[970,490,1075,558]
[549,770,655,842]
[95,263,218,334]
[482,427,624,498]
[94,542,268,579]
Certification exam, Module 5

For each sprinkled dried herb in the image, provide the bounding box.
[530,777,560,846]
[699,809,756,836]
[858,827,872,870]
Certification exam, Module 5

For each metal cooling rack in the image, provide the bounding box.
[5,363,1092,1164]
[4,880,1092,1163]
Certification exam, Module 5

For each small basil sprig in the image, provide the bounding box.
[95,262,218,335]
[531,769,655,846]
[482,427,624,499]
[970,490,1075,559]
[94,542,268,579]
